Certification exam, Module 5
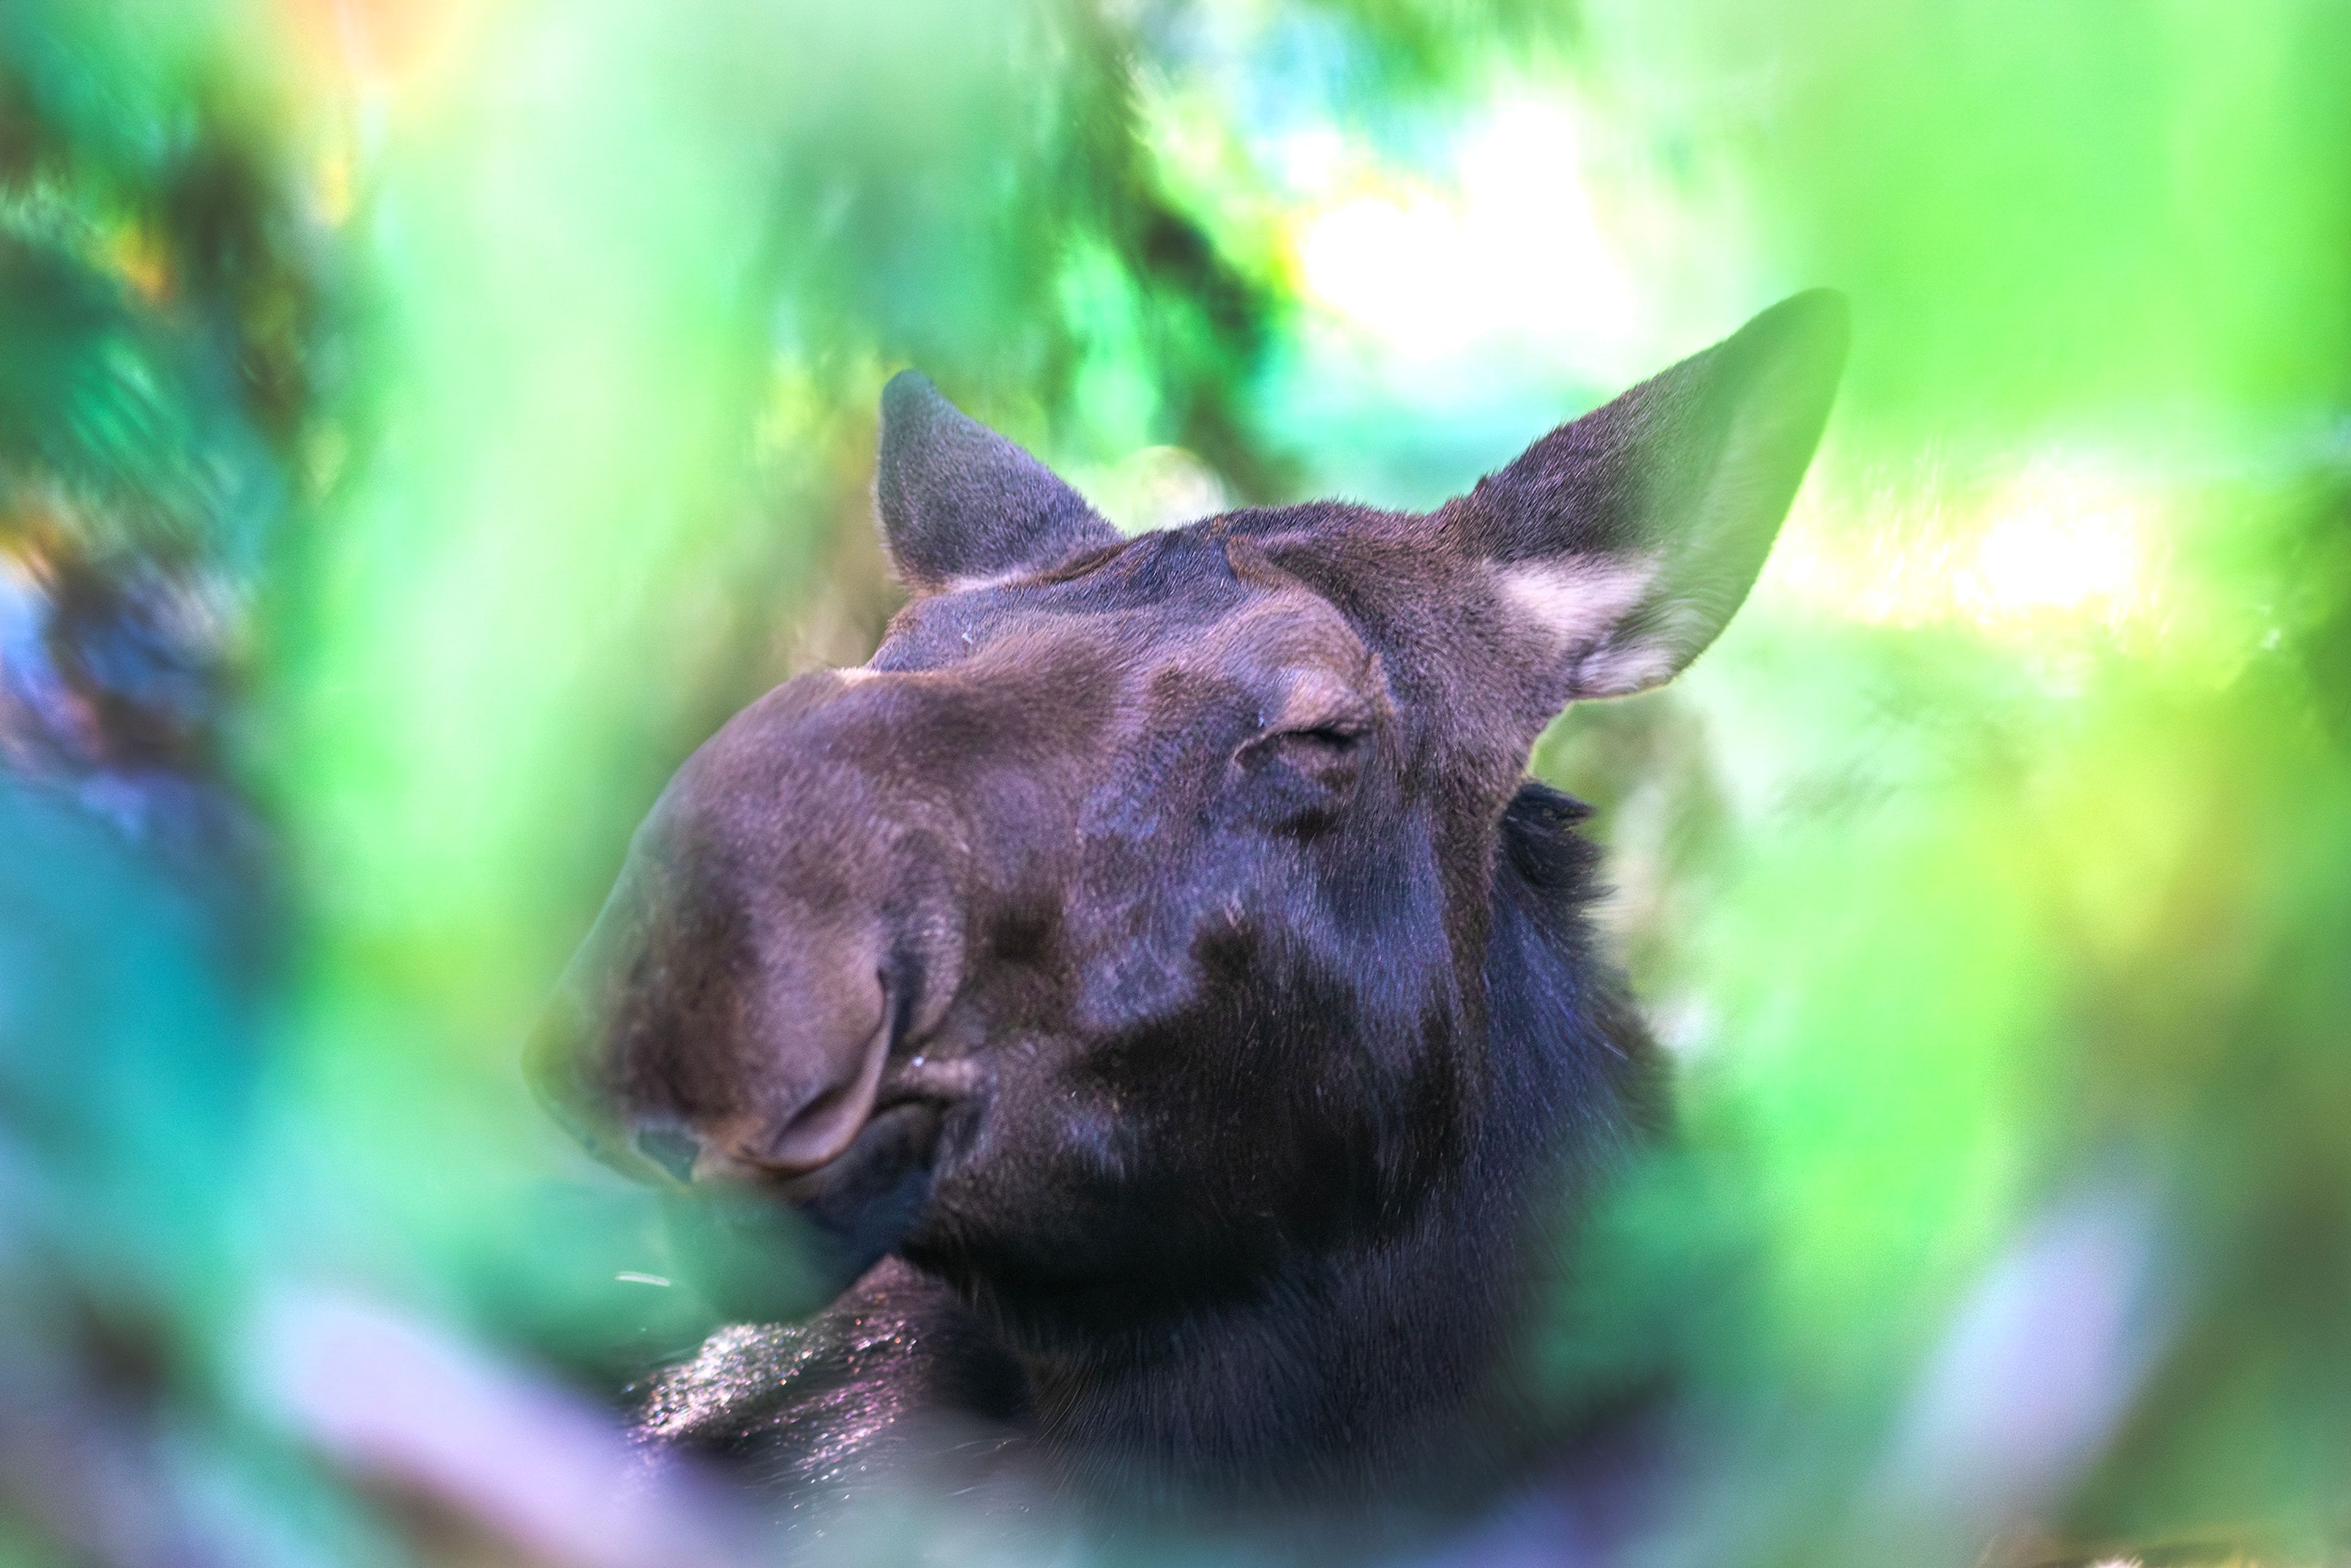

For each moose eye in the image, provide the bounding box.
[1284,722,1365,753]
[1237,719,1371,809]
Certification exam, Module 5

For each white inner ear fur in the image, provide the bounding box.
[1492,554,1685,700]
[1565,638,1682,699]
[1492,555,1655,650]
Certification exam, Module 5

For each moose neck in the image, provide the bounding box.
[1021,783,1663,1504]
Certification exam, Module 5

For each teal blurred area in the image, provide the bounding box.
[2,0,2349,1563]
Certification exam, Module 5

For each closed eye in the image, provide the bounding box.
[1243,720,1371,780]
[1287,723,1365,751]
[1232,711,1374,817]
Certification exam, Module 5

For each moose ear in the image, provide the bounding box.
[1460,290,1848,705]
[874,371,1120,593]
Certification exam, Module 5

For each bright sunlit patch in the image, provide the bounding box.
[1766,450,2170,650]
[1070,445,1232,535]
[1279,93,1750,392]
[1962,462,2160,628]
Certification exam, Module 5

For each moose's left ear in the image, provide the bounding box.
[1458,290,1848,705]
[876,372,1120,593]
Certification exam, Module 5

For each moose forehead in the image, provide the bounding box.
[650,515,1402,861]
[864,518,1390,734]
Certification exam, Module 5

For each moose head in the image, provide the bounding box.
[528,293,1845,1490]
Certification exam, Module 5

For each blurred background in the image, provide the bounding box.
[2,0,2348,1563]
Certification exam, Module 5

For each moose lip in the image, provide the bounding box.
[664,1096,951,1321]
[772,1095,942,1195]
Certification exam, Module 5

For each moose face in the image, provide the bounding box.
[529,293,1846,1346]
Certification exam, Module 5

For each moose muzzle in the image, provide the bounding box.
[525,672,970,1303]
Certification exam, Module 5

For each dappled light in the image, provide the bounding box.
[4,1,2350,1565]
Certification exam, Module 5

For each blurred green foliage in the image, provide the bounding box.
[3,0,2350,1564]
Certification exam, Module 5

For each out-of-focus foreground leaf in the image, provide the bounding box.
[2,0,2349,1564]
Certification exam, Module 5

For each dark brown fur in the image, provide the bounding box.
[529,293,1847,1526]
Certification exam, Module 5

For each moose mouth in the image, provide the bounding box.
[662,1090,953,1321]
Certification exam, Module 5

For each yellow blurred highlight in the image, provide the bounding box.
[102,223,171,303]
[1767,452,2170,648]
[313,149,356,227]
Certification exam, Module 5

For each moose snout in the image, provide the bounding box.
[525,934,898,1186]
[523,874,954,1321]
[526,672,979,1246]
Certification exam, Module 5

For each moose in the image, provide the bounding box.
[527,293,1847,1535]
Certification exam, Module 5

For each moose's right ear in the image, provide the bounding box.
[875,372,1120,594]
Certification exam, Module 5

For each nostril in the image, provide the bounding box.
[634,1125,704,1185]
